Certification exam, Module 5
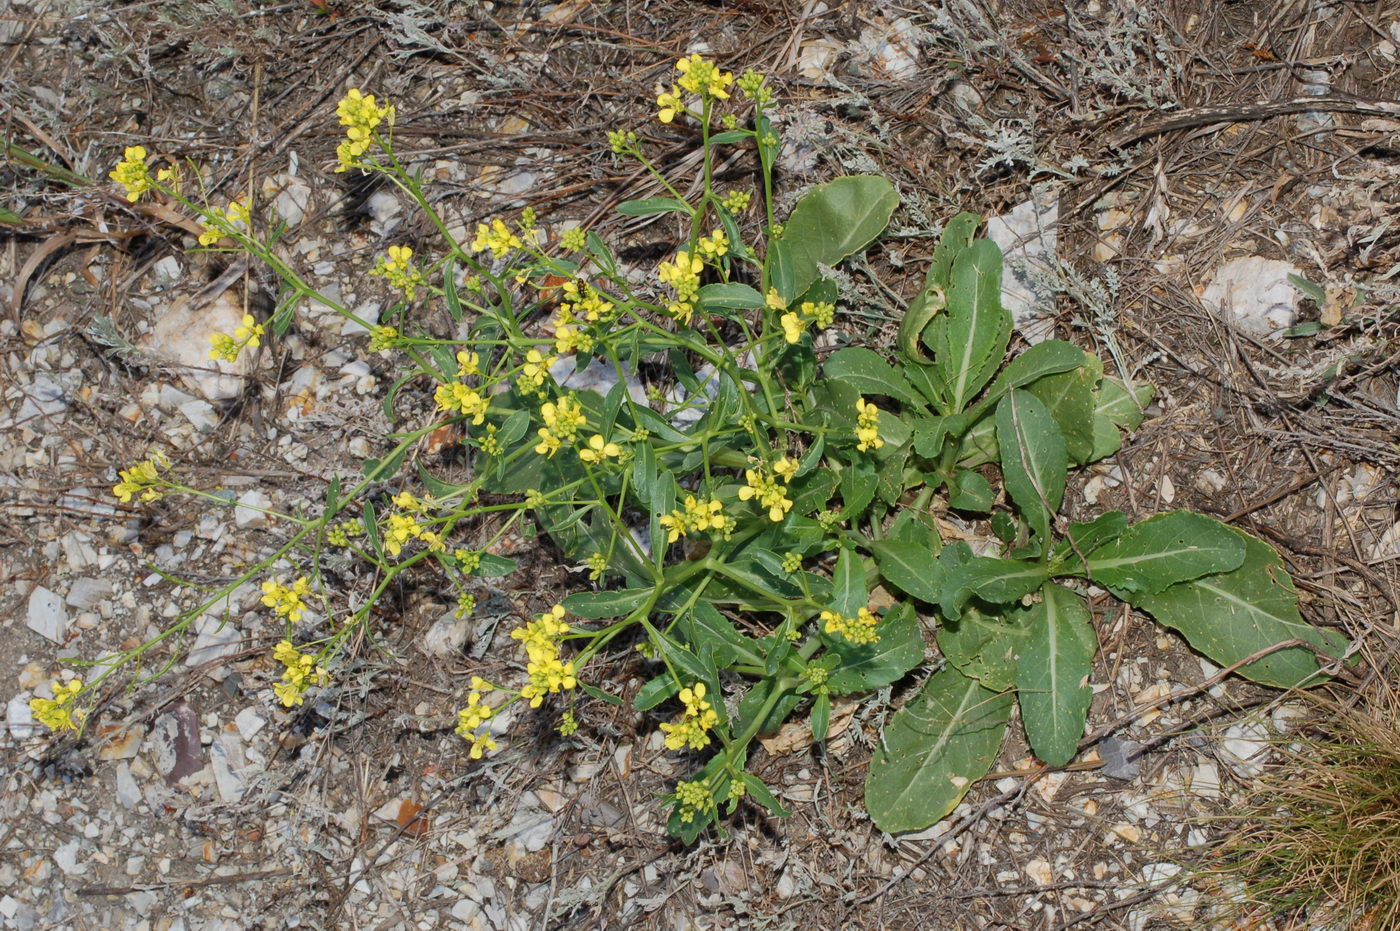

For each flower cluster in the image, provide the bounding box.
[534,395,587,457]
[112,452,171,504]
[674,779,712,824]
[659,495,727,543]
[368,325,399,353]
[272,640,329,707]
[558,280,614,323]
[780,299,836,345]
[720,190,751,214]
[198,199,252,247]
[370,245,426,300]
[511,605,579,708]
[697,229,729,259]
[335,88,394,172]
[434,383,489,423]
[208,313,265,363]
[561,227,588,251]
[517,348,557,396]
[738,457,796,522]
[455,677,497,759]
[326,520,363,548]
[676,54,733,100]
[385,510,444,557]
[855,397,884,452]
[109,146,152,202]
[821,606,879,645]
[261,576,311,623]
[471,219,523,260]
[659,682,719,751]
[657,250,703,325]
[737,68,772,104]
[29,679,83,732]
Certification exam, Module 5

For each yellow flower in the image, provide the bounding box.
[29,679,84,732]
[772,456,797,482]
[554,323,593,355]
[674,779,711,823]
[511,605,579,708]
[368,325,399,352]
[261,576,312,623]
[577,434,622,464]
[208,314,265,362]
[855,397,884,452]
[272,639,329,707]
[659,681,720,751]
[765,288,788,311]
[697,229,729,259]
[656,85,684,124]
[659,495,727,543]
[658,250,703,302]
[820,607,880,645]
[738,461,793,522]
[112,451,171,504]
[675,54,733,99]
[370,244,426,300]
[198,199,252,247]
[434,383,489,423]
[455,351,480,377]
[334,88,394,172]
[471,219,523,259]
[110,146,152,202]
[518,348,557,394]
[780,311,806,344]
[541,396,586,444]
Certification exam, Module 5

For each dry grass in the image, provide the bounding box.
[1208,685,1400,930]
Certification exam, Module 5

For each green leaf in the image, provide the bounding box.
[361,499,384,562]
[996,390,1067,547]
[496,408,530,448]
[709,130,751,144]
[1017,584,1096,766]
[1027,361,1098,464]
[839,457,877,521]
[1087,511,1246,595]
[811,692,831,741]
[940,556,1050,619]
[683,602,762,667]
[1051,511,1128,575]
[827,602,926,693]
[443,256,463,322]
[577,681,623,706]
[616,196,691,216]
[871,539,945,604]
[898,211,980,363]
[949,469,995,512]
[738,677,801,736]
[1131,528,1348,688]
[1288,273,1327,303]
[767,239,796,302]
[698,282,766,310]
[1088,376,1154,462]
[822,348,926,408]
[791,469,839,516]
[933,239,1011,413]
[977,340,1091,414]
[829,547,865,616]
[740,772,791,818]
[779,175,899,298]
[476,553,517,578]
[936,603,1032,691]
[562,587,652,618]
[865,665,1013,834]
[634,674,679,711]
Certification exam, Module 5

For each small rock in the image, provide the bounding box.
[27,586,68,643]
[66,578,114,610]
[115,762,142,809]
[186,613,242,669]
[150,702,203,784]
[265,174,313,228]
[234,490,271,529]
[1024,858,1054,886]
[1110,823,1142,843]
[986,190,1060,344]
[422,611,471,658]
[178,399,218,431]
[53,840,87,875]
[144,289,255,400]
[234,707,266,741]
[95,723,146,761]
[1200,256,1300,337]
[7,696,35,739]
[1098,736,1143,781]
[151,255,182,285]
[210,733,248,803]
[1220,721,1272,777]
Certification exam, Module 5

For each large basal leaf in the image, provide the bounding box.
[871,539,945,604]
[1087,376,1155,462]
[1027,360,1099,465]
[936,239,1011,413]
[1017,583,1096,766]
[779,175,899,299]
[1051,511,1129,576]
[939,556,1050,619]
[829,545,866,617]
[1087,511,1246,595]
[865,665,1012,834]
[828,603,927,693]
[995,390,1067,547]
[1131,528,1348,688]
[898,211,981,363]
[936,603,1032,691]
[822,347,927,409]
[698,282,766,310]
[976,340,1090,415]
